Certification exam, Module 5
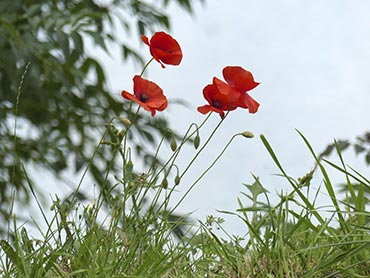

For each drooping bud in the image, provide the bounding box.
[170,136,177,152]
[242,131,254,138]
[174,175,181,185]
[193,135,200,149]
[161,177,168,189]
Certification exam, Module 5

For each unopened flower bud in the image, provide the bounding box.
[129,181,136,187]
[120,117,132,127]
[170,136,177,152]
[174,175,181,185]
[193,135,200,149]
[242,131,254,138]
[161,178,168,189]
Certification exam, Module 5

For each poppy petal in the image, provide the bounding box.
[197,105,225,118]
[133,75,163,99]
[238,93,260,113]
[213,77,241,103]
[223,66,260,92]
[141,35,150,46]
[121,90,135,101]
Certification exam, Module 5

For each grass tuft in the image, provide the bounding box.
[1,128,369,277]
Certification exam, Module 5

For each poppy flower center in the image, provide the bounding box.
[212,100,221,108]
[140,94,149,103]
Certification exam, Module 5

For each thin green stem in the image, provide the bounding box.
[122,105,141,183]
[8,62,31,239]
[169,132,241,215]
[148,113,211,186]
[69,115,128,212]
[179,113,228,179]
[12,62,31,184]
[158,113,228,213]
[146,114,212,213]
[135,134,168,209]
[140,58,154,76]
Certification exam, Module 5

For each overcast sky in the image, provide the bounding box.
[25,1,370,237]
[91,0,370,236]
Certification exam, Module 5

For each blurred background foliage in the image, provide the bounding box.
[320,132,370,203]
[0,0,204,235]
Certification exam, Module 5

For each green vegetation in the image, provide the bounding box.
[1,1,369,277]
[1,117,369,276]
[0,0,203,235]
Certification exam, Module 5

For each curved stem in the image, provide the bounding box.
[170,132,242,214]
[148,113,212,185]
[140,58,154,76]
[180,112,228,179]
[157,112,229,213]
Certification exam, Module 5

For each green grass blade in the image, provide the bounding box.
[296,130,348,233]
[333,140,359,209]
[260,134,325,225]
[323,159,370,191]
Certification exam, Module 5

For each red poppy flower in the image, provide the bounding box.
[121,75,168,116]
[222,66,260,113]
[197,77,241,118]
[141,31,183,68]
[198,66,260,117]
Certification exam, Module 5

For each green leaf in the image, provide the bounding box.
[0,240,20,265]
[84,30,108,52]
[365,152,370,165]
[138,20,145,36]
[320,143,335,157]
[70,11,104,29]
[243,176,268,201]
[336,139,350,151]
[354,143,366,154]
[71,31,84,56]
[0,0,200,237]
[122,44,144,65]
[23,3,42,17]
[56,30,69,55]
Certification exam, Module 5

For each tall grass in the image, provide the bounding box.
[1,124,369,277]
[191,133,369,277]
[2,62,369,277]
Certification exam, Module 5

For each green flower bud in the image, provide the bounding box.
[120,117,132,127]
[242,131,254,138]
[161,178,168,189]
[170,136,177,152]
[174,175,181,185]
[193,135,200,149]
[129,181,136,187]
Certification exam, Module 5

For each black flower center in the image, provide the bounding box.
[212,100,221,108]
[140,94,149,103]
